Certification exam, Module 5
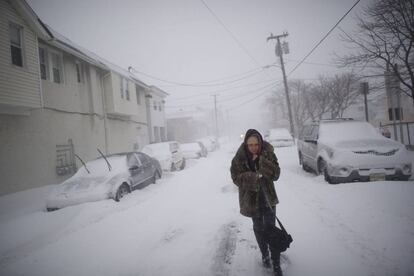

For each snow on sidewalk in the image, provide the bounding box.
[0,141,413,276]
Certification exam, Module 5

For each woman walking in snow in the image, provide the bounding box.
[230,129,282,276]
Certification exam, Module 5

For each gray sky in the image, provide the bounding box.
[27,0,368,123]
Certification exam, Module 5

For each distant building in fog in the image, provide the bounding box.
[0,0,168,195]
[166,108,211,142]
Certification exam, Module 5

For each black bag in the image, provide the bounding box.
[261,187,293,252]
[265,216,293,252]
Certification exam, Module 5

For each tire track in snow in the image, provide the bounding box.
[211,221,239,276]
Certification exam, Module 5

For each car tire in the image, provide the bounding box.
[180,159,186,170]
[317,158,326,176]
[156,170,161,179]
[114,183,130,202]
[318,159,336,184]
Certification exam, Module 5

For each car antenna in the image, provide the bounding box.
[75,154,90,174]
[97,148,112,171]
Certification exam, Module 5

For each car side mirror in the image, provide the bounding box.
[129,165,140,171]
[305,138,317,144]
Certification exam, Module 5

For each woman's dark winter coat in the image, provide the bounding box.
[230,130,281,217]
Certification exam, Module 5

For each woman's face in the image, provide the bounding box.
[247,136,259,155]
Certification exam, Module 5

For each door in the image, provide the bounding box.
[127,153,144,188]
[306,125,319,171]
[137,152,154,180]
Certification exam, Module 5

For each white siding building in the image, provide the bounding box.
[0,0,166,195]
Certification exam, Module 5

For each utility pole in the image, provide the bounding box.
[213,94,219,138]
[267,32,295,137]
[360,82,369,122]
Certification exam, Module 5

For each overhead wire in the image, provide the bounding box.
[168,78,277,102]
[166,81,279,108]
[287,0,361,76]
[130,66,266,87]
[199,0,275,80]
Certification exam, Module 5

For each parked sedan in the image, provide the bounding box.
[46,152,162,211]
[181,142,204,159]
[297,119,412,184]
[265,128,295,147]
[142,141,185,171]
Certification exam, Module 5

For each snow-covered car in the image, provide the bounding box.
[197,141,208,157]
[297,119,412,184]
[181,142,204,159]
[265,128,295,147]
[142,141,185,171]
[197,136,219,152]
[46,152,162,211]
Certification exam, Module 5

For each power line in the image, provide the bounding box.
[168,79,277,102]
[130,66,266,87]
[166,81,279,108]
[199,0,274,80]
[288,0,361,76]
[200,0,263,68]
[226,89,273,111]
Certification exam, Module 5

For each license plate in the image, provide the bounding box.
[370,173,386,181]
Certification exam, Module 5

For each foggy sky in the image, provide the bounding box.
[27,0,368,131]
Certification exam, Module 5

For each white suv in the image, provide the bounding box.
[297,119,412,184]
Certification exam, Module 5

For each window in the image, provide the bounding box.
[154,126,160,142]
[388,108,403,121]
[153,101,157,110]
[310,126,319,140]
[39,47,48,80]
[9,23,23,67]
[159,102,162,111]
[50,52,63,83]
[135,85,141,105]
[120,77,124,98]
[125,79,130,101]
[75,61,83,83]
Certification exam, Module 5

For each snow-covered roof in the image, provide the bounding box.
[149,86,169,97]
[10,0,52,40]
[44,24,147,83]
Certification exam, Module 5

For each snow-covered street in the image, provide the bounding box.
[0,142,413,276]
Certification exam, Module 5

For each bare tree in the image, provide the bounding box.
[289,80,311,132]
[308,76,332,120]
[339,0,414,103]
[326,73,361,118]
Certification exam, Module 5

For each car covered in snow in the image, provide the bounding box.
[197,141,208,157]
[297,119,412,184]
[264,128,295,147]
[180,142,205,159]
[46,152,162,211]
[197,136,219,152]
[142,141,185,171]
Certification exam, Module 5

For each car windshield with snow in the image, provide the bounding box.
[298,119,412,184]
[46,152,162,211]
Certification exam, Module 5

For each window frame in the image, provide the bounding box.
[135,84,141,105]
[9,22,24,68]
[38,46,48,80]
[125,79,130,101]
[49,49,64,84]
[75,60,84,83]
